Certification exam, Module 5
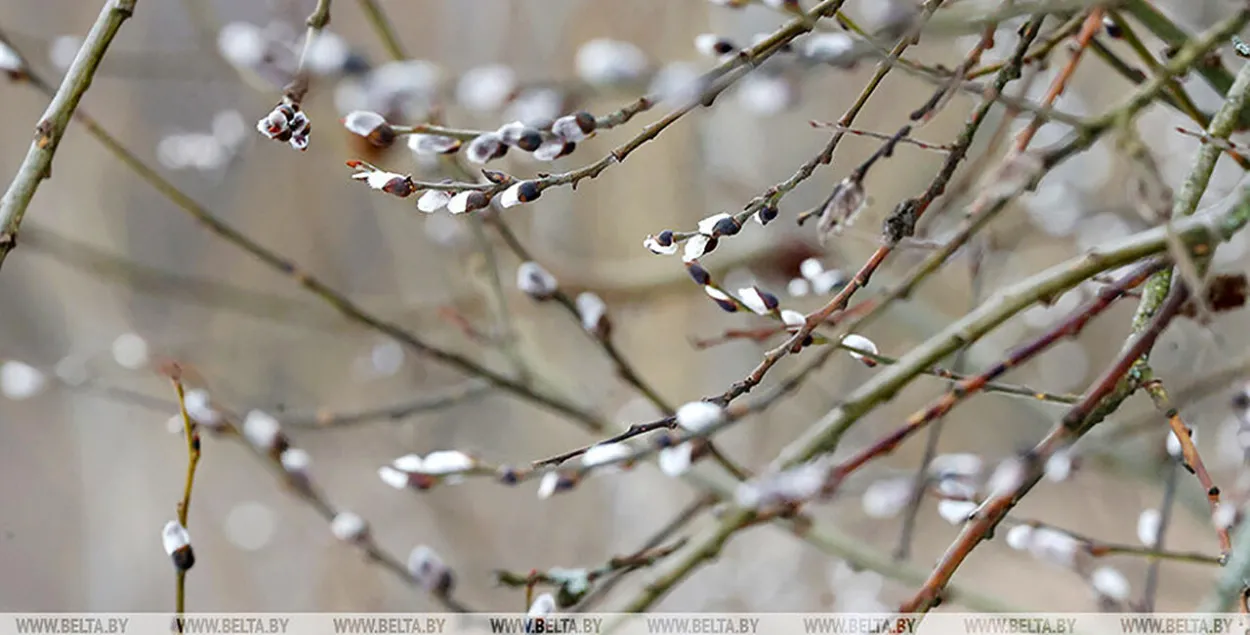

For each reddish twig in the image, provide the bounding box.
[901,282,1191,614]
[819,259,1165,493]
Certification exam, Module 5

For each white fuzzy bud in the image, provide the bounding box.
[576,292,608,336]
[528,593,556,617]
[803,33,855,65]
[330,512,368,542]
[517,261,559,300]
[393,453,424,472]
[799,258,825,281]
[861,478,912,519]
[407,545,453,594]
[676,401,724,433]
[929,453,982,478]
[737,286,777,315]
[840,334,879,366]
[682,234,711,262]
[937,499,977,525]
[183,389,223,427]
[658,443,694,477]
[1090,566,1131,602]
[537,471,560,499]
[582,443,632,469]
[378,465,411,490]
[343,110,388,137]
[1167,428,1194,458]
[279,448,311,475]
[416,189,452,213]
[1214,503,1239,531]
[446,190,489,214]
[643,234,679,255]
[1005,524,1033,551]
[1044,450,1073,482]
[417,451,475,475]
[786,278,810,297]
[780,309,807,327]
[162,520,191,556]
[1136,508,1161,546]
[243,410,282,450]
[986,457,1026,497]
[1027,527,1080,568]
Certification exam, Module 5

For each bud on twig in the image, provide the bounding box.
[342,110,396,148]
[330,511,369,543]
[517,261,559,300]
[162,521,195,571]
[408,545,455,596]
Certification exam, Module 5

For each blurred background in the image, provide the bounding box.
[1,0,1249,616]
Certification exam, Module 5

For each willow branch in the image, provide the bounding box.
[0,0,137,271]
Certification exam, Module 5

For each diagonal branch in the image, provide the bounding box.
[0,0,137,271]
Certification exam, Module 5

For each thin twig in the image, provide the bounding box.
[3,49,609,433]
[170,371,201,618]
[1142,458,1180,611]
[901,281,1192,614]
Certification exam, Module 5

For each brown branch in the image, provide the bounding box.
[901,282,1191,614]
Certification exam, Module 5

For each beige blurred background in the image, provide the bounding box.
[1,0,1249,616]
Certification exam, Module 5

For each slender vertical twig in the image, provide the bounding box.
[171,372,201,618]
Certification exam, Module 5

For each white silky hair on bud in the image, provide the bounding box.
[737,287,771,315]
[243,410,281,449]
[658,443,694,477]
[537,472,560,499]
[407,545,449,592]
[1044,450,1073,482]
[1027,526,1079,568]
[1090,566,1131,602]
[780,309,806,327]
[937,499,977,525]
[527,593,556,617]
[517,261,558,297]
[1214,503,1239,530]
[840,334,878,362]
[417,190,452,213]
[1136,508,1161,546]
[280,448,311,474]
[675,401,724,433]
[787,278,811,298]
[0,40,22,72]
[682,234,711,262]
[1005,524,1033,551]
[799,258,825,281]
[582,443,632,468]
[418,451,475,474]
[162,521,191,555]
[330,512,368,542]
[378,465,410,490]
[929,453,983,478]
[576,292,607,333]
[343,110,387,136]
[861,477,912,519]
